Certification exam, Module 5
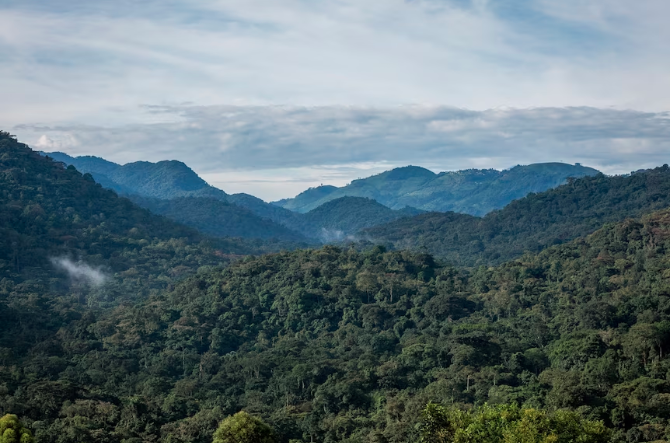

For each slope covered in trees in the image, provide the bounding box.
[274,163,600,215]
[0,132,300,307]
[293,197,423,240]
[364,166,670,266]
[45,151,305,237]
[3,206,670,442]
[129,195,311,243]
[273,185,338,213]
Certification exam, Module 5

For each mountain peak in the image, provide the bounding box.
[381,165,436,181]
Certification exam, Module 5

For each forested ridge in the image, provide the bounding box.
[128,195,311,243]
[4,132,670,443]
[364,167,670,266]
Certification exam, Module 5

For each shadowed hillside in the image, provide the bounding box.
[364,166,670,266]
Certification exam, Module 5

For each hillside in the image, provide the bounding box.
[363,166,670,266]
[273,185,338,212]
[46,151,227,200]
[273,163,600,215]
[3,208,670,442]
[45,151,304,233]
[0,133,296,303]
[129,195,310,243]
[293,196,423,240]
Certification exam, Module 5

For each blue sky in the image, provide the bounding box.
[2,0,669,200]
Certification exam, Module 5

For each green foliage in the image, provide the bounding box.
[45,151,305,235]
[213,412,277,443]
[419,403,610,443]
[275,163,599,215]
[0,414,33,443]
[365,165,670,266]
[4,208,670,441]
[5,133,670,442]
[130,195,311,243]
[295,197,423,239]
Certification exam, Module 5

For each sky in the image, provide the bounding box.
[2,0,670,201]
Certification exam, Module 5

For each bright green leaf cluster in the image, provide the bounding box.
[0,415,34,443]
[213,412,278,443]
[419,403,610,443]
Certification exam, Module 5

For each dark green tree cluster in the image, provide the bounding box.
[129,195,311,243]
[0,132,301,380]
[364,166,670,266]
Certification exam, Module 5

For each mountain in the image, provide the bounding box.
[363,166,670,266]
[0,133,296,303]
[273,163,600,215]
[273,185,338,212]
[5,207,670,442]
[46,151,227,200]
[129,195,309,243]
[292,196,423,240]
[43,152,429,242]
[44,151,305,237]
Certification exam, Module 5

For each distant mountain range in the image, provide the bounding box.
[364,166,670,266]
[274,163,600,216]
[43,152,421,241]
[44,152,309,239]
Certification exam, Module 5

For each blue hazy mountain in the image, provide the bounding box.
[274,163,600,216]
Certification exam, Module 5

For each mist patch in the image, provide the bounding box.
[51,257,108,287]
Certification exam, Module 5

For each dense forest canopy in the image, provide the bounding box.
[129,195,311,243]
[0,132,302,311]
[364,166,670,266]
[2,205,670,441]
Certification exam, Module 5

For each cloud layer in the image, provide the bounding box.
[2,0,670,199]
[16,105,670,200]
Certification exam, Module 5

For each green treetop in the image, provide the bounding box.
[212,412,278,443]
[419,403,610,443]
[0,415,34,443]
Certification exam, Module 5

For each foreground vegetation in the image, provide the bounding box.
[2,208,670,441]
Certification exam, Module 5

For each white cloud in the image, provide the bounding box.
[13,105,670,200]
[51,257,108,287]
[3,1,670,200]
